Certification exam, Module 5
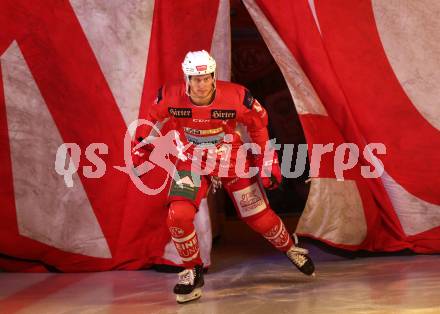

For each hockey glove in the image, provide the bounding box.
[254,150,282,190]
[131,137,154,168]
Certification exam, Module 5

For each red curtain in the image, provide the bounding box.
[244,0,440,252]
[0,0,225,271]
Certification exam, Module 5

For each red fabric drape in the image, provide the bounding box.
[0,0,221,271]
[247,0,440,252]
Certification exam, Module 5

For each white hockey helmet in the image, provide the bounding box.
[182,50,216,78]
[182,50,216,96]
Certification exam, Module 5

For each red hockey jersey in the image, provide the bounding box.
[138,81,270,177]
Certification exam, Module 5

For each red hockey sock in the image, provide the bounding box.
[244,209,293,252]
[166,201,202,268]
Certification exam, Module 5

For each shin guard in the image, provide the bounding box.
[167,201,202,267]
[244,209,293,252]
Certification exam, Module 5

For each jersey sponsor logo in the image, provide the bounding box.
[185,133,225,145]
[211,109,236,120]
[193,118,211,123]
[168,107,192,118]
[184,127,223,135]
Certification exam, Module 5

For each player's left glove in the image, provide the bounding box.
[254,150,282,190]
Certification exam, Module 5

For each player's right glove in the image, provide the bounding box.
[131,137,154,168]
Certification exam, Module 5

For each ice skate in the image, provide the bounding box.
[286,234,316,276]
[174,264,204,304]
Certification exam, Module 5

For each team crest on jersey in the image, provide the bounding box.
[168,107,192,118]
[211,109,236,120]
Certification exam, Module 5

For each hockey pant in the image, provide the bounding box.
[166,166,293,268]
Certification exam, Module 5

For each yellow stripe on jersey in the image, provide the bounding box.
[183,127,223,136]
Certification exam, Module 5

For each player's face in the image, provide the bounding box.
[188,74,214,105]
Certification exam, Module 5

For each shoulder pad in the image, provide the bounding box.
[155,86,163,104]
[243,89,254,109]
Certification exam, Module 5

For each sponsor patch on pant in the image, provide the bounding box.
[232,182,266,217]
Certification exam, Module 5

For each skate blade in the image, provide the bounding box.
[176,288,202,304]
[302,270,316,277]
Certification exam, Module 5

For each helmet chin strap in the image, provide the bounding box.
[185,75,191,97]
